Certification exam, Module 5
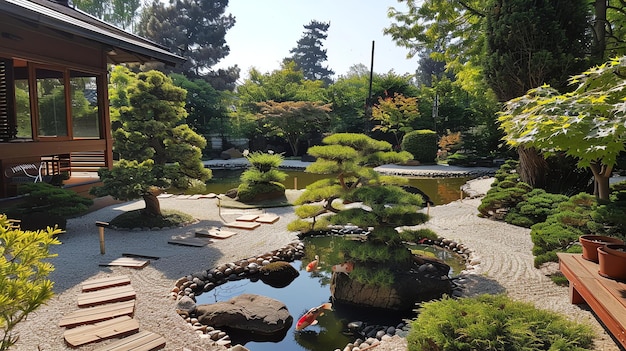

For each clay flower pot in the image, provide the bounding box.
[579,235,624,263]
[598,244,626,280]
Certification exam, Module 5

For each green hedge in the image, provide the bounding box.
[402,129,437,164]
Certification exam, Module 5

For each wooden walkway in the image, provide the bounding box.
[558,253,626,348]
[61,275,165,350]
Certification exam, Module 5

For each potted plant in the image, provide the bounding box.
[598,244,626,280]
[579,235,624,262]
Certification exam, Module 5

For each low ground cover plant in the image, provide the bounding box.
[407,294,595,351]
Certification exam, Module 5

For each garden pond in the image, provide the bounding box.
[193,169,471,206]
[194,235,467,351]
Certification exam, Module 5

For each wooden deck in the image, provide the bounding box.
[558,253,626,348]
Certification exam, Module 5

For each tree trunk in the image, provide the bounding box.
[517,146,549,188]
[590,162,612,201]
[142,190,162,217]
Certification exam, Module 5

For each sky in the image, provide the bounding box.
[213,0,417,80]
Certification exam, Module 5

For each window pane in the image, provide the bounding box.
[36,68,67,137]
[70,71,99,138]
[15,79,32,138]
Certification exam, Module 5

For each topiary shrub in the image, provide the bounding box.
[478,160,533,219]
[407,294,594,351]
[402,129,437,164]
[237,152,287,203]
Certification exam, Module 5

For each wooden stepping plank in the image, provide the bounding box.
[255,214,280,224]
[99,257,150,269]
[82,276,131,292]
[224,221,261,230]
[195,228,237,239]
[78,285,136,308]
[198,193,217,199]
[122,248,174,260]
[156,193,172,198]
[235,214,260,222]
[63,315,139,347]
[59,300,135,328]
[168,233,212,247]
[94,330,166,351]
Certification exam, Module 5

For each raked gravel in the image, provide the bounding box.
[10,178,622,351]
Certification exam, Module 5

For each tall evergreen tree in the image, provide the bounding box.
[289,20,335,85]
[73,0,141,30]
[137,0,238,90]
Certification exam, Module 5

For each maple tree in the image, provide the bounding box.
[499,57,626,200]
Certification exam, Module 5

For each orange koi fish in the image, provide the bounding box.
[295,302,333,331]
[305,255,319,272]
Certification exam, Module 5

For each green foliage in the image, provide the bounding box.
[399,228,440,242]
[499,57,626,200]
[91,159,167,201]
[11,183,93,218]
[292,133,429,285]
[407,294,594,351]
[288,20,334,85]
[237,182,285,202]
[108,209,194,229]
[237,152,287,203]
[504,189,569,228]
[402,130,437,164]
[0,214,61,350]
[372,93,420,147]
[94,68,211,206]
[256,100,332,156]
[478,162,532,218]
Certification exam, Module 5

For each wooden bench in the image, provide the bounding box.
[558,253,626,348]
[93,330,166,351]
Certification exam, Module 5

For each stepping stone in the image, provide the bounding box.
[94,330,166,351]
[195,228,237,239]
[82,275,131,292]
[63,315,139,347]
[224,221,261,230]
[235,214,260,222]
[77,285,136,308]
[168,233,213,247]
[156,193,172,198]
[58,300,135,328]
[255,214,280,224]
[99,257,150,269]
[198,193,217,199]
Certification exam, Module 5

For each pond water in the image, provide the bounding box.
[199,169,470,206]
[195,235,466,351]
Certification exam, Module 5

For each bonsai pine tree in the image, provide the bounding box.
[237,151,288,202]
[91,69,211,216]
[288,133,430,285]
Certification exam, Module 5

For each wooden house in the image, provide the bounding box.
[0,0,184,197]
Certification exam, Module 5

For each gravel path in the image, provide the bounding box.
[10,178,623,351]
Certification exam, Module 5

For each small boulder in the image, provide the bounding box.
[259,261,299,288]
[196,294,292,335]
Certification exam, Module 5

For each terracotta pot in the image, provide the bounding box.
[579,235,624,262]
[598,244,626,280]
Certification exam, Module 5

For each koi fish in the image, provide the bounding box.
[331,262,354,274]
[306,255,319,272]
[295,302,333,331]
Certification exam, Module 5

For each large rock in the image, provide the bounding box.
[330,258,453,311]
[196,294,292,335]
